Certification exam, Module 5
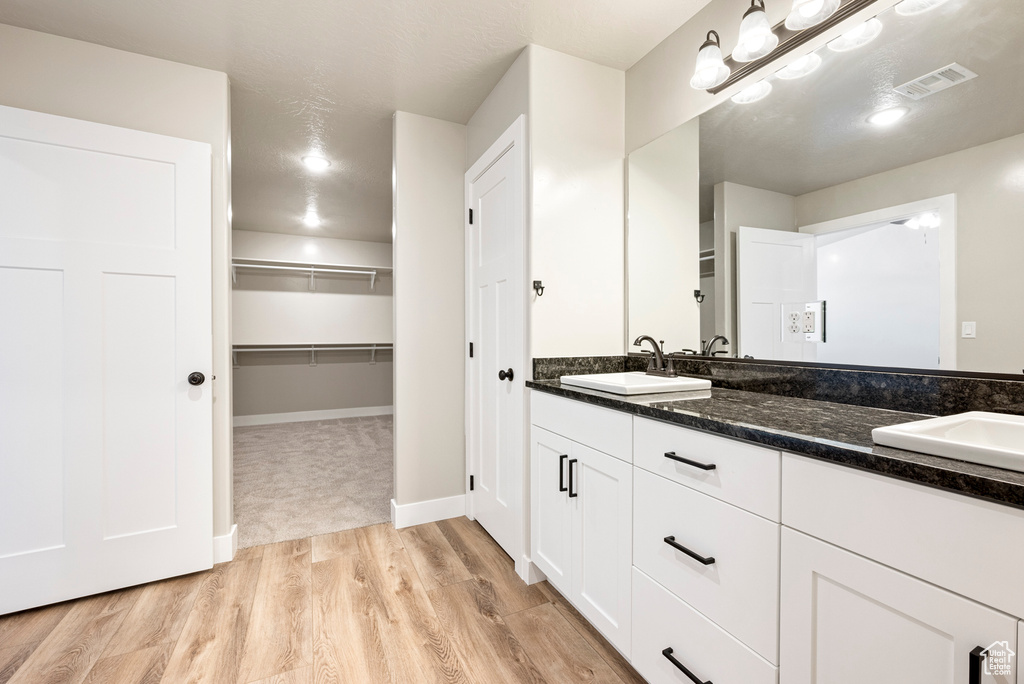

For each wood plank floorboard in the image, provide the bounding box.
[0,517,648,684]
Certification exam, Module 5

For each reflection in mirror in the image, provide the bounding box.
[627,0,1024,375]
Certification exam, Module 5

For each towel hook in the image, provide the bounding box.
[533,280,545,297]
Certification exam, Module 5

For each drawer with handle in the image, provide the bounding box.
[631,567,777,684]
[634,467,780,663]
[633,417,780,520]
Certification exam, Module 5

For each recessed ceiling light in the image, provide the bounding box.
[731,80,773,104]
[776,52,823,80]
[895,0,952,16]
[828,17,883,52]
[867,107,909,126]
[301,155,331,171]
[302,210,321,228]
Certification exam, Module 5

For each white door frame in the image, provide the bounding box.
[465,115,531,580]
[799,194,957,370]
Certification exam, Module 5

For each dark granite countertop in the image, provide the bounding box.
[527,378,1024,510]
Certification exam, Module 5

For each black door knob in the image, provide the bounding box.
[188,372,206,386]
[498,368,514,382]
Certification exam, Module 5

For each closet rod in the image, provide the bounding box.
[233,263,377,277]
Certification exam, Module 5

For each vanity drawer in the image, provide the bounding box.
[633,467,780,662]
[632,567,777,684]
[531,391,632,462]
[783,454,1024,619]
[633,416,780,520]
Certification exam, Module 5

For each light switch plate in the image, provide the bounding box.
[962,321,977,339]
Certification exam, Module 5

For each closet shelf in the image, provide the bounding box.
[232,343,393,367]
[231,258,392,291]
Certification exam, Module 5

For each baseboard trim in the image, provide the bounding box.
[213,524,238,564]
[233,405,394,427]
[391,495,466,529]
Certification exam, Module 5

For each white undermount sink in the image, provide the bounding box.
[559,371,712,396]
[872,411,1024,473]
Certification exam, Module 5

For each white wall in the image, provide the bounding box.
[714,181,796,345]
[231,230,393,418]
[0,24,234,538]
[466,48,529,167]
[625,0,902,153]
[529,46,626,358]
[392,112,467,506]
[627,118,700,352]
[796,132,1024,374]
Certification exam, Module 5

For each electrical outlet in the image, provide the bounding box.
[788,312,802,334]
[803,311,816,333]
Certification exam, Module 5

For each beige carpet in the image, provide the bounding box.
[233,415,393,548]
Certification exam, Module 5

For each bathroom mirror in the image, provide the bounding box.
[627,0,1024,375]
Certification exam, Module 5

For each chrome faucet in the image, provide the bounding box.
[633,335,676,377]
[701,335,730,357]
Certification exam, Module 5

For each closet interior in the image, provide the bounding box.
[230,229,394,548]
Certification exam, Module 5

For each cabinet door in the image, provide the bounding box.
[571,442,633,656]
[530,426,573,594]
[781,528,1018,684]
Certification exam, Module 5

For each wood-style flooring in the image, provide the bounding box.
[0,517,646,684]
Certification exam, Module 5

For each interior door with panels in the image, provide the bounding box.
[0,104,213,613]
[780,527,1017,684]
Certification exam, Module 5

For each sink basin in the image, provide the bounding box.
[872,412,1024,472]
[559,372,712,396]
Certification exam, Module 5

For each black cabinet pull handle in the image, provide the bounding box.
[664,451,716,471]
[568,458,578,498]
[559,454,568,492]
[498,368,514,382]
[662,648,712,684]
[664,536,715,565]
[969,646,986,684]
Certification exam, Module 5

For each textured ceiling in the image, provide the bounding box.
[699,0,1024,202]
[0,0,715,242]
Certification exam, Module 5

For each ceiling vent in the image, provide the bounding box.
[894,63,978,100]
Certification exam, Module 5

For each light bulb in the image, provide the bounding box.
[785,0,840,30]
[734,1,779,63]
[867,107,909,126]
[828,17,883,52]
[302,155,331,171]
[690,30,731,90]
[776,52,823,80]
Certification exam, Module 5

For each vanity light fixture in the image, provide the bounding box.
[776,52,823,79]
[689,30,731,90]
[895,0,951,16]
[734,0,780,63]
[785,0,841,30]
[302,154,331,171]
[732,79,773,104]
[302,210,322,228]
[867,106,909,126]
[828,17,883,52]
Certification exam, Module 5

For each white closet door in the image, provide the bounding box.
[0,104,213,614]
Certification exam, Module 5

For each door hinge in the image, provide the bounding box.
[468,208,473,225]
[469,342,474,358]
[469,475,475,491]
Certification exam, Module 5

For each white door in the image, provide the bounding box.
[530,426,573,594]
[736,226,817,361]
[0,105,213,614]
[466,117,526,567]
[781,528,1018,684]
[571,443,633,656]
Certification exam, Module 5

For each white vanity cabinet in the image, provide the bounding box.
[781,527,1017,684]
[530,395,633,655]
